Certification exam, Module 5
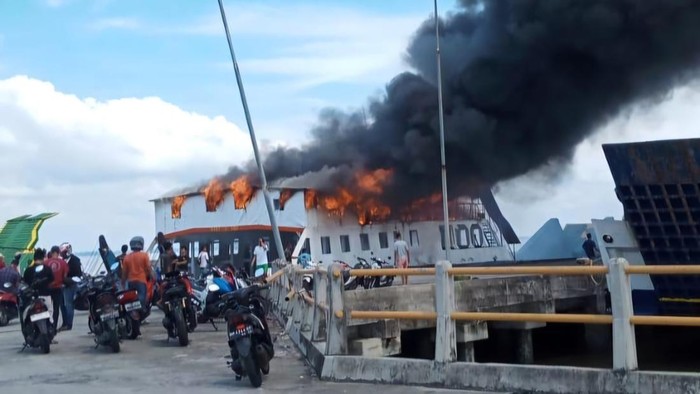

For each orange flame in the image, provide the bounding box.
[230,175,256,209]
[305,190,318,210]
[303,169,393,225]
[171,195,187,218]
[202,178,226,212]
[279,189,294,209]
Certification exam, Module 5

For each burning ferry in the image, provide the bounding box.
[150,173,520,269]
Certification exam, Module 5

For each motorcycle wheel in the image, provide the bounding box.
[173,308,189,347]
[187,305,197,333]
[242,354,262,388]
[127,317,141,340]
[88,316,96,334]
[110,329,121,353]
[39,333,50,354]
[0,307,8,327]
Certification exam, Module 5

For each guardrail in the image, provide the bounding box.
[266,259,700,371]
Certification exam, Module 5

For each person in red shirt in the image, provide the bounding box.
[45,245,69,331]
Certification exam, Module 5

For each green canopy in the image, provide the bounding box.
[0,213,58,272]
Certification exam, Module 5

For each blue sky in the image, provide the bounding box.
[1,0,455,142]
[0,0,697,253]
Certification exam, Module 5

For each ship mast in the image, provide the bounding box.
[434,0,452,259]
[217,0,287,263]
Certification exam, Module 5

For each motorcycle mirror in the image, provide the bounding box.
[71,276,81,284]
[35,265,44,273]
[110,262,119,271]
[207,284,220,292]
[2,282,11,288]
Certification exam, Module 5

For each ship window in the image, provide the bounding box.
[302,238,310,254]
[233,239,239,255]
[213,241,220,257]
[321,236,331,254]
[360,233,370,251]
[379,232,389,249]
[340,235,350,253]
[273,198,283,210]
[410,230,419,246]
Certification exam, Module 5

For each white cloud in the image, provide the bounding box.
[496,84,700,238]
[0,75,252,252]
[102,3,424,90]
[88,17,141,31]
[45,0,69,7]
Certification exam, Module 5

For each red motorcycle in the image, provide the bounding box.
[0,284,18,327]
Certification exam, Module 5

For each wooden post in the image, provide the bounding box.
[325,262,347,355]
[311,267,325,341]
[434,260,456,363]
[300,272,313,332]
[608,258,638,371]
[292,269,303,324]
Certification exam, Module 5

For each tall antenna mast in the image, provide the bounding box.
[434,0,452,258]
[217,0,286,264]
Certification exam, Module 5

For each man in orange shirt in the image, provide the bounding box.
[120,236,152,314]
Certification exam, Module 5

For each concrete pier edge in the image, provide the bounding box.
[276,306,700,393]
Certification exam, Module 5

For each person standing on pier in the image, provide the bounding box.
[582,233,599,261]
[251,238,269,278]
[197,245,210,277]
[393,231,410,286]
[59,242,81,332]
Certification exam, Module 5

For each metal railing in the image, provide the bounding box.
[266,259,700,371]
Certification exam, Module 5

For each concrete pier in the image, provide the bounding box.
[267,259,700,393]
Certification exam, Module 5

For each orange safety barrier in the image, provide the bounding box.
[625,265,700,275]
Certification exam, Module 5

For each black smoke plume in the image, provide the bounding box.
[214,0,700,211]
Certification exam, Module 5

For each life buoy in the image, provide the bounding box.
[470,224,484,248]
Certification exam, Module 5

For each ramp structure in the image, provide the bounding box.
[0,213,58,272]
[603,138,700,315]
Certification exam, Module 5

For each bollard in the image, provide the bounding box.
[608,258,638,371]
[311,267,325,341]
[325,262,347,355]
[434,260,457,362]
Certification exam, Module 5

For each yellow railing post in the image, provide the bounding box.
[434,260,456,363]
[609,258,638,371]
[325,262,347,355]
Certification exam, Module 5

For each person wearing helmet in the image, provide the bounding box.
[59,242,82,331]
[120,236,152,334]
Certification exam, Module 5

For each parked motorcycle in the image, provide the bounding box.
[192,266,245,330]
[0,284,18,327]
[160,270,197,346]
[298,254,360,293]
[84,274,121,353]
[111,263,156,340]
[13,265,56,354]
[223,283,274,388]
[361,253,395,289]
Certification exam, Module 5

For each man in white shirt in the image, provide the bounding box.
[252,238,269,278]
[393,231,410,285]
[198,246,210,276]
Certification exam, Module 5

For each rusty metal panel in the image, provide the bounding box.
[603,138,700,315]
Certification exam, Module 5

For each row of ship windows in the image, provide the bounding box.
[310,230,420,255]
